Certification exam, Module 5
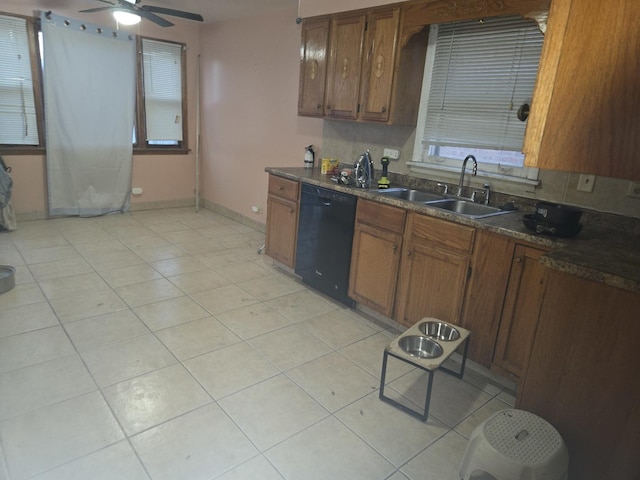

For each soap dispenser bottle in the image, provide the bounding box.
[304,145,315,169]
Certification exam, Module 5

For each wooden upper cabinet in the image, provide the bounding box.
[298,17,330,117]
[359,9,400,122]
[524,0,640,180]
[298,6,427,125]
[324,13,366,120]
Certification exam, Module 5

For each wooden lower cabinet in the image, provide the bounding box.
[348,199,406,317]
[518,271,640,480]
[394,213,475,329]
[492,244,549,382]
[459,231,516,368]
[264,175,299,268]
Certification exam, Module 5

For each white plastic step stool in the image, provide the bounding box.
[459,409,569,480]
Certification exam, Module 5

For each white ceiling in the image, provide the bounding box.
[32,0,299,24]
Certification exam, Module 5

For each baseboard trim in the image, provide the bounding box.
[202,199,266,233]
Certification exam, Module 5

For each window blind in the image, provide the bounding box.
[142,38,183,142]
[423,16,543,152]
[0,15,39,145]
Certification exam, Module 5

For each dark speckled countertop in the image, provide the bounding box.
[266,167,640,294]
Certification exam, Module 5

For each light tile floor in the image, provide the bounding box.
[0,207,516,480]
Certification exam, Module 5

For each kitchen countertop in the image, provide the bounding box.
[266,166,640,293]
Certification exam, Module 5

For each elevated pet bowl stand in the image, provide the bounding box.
[379,317,471,421]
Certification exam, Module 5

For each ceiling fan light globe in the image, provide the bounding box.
[113,10,141,25]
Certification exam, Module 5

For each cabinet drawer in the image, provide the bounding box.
[356,199,406,233]
[268,176,299,201]
[409,213,475,254]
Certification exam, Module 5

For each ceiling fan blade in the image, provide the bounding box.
[135,8,174,27]
[140,5,203,22]
[79,6,115,13]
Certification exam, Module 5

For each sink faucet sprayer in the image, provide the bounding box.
[457,155,477,197]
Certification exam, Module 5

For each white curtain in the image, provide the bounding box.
[42,13,136,216]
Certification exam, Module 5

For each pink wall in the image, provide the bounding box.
[299,0,398,17]
[1,1,200,216]
[198,7,323,224]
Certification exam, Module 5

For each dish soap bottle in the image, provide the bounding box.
[304,145,315,169]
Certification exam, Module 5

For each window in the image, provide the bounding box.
[136,37,187,151]
[0,13,43,151]
[411,16,544,186]
[0,12,189,155]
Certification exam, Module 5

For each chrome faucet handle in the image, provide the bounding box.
[483,184,491,205]
[470,191,477,202]
[437,183,448,195]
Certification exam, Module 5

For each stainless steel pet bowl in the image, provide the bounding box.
[418,321,460,341]
[0,265,16,295]
[398,335,443,359]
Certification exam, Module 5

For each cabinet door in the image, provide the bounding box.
[396,239,471,329]
[492,244,548,381]
[325,13,366,119]
[359,9,400,122]
[265,195,298,268]
[348,223,402,317]
[298,17,330,117]
[460,231,515,368]
[524,0,640,180]
[519,271,640,480]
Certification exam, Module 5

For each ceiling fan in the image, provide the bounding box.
[79,0,204,27]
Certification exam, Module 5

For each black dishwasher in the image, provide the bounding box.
[295,184,356,306]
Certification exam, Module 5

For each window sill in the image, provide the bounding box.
[133,148,190,155]
[0,147,190,156]
[406,161,540,196]
[0,147,46,156]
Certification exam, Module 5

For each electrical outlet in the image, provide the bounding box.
[576,174,596,193]
[627,182,640,199]
[251,205,262,214]
[383,148,400,160]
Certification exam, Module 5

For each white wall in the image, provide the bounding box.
[198,7,323,223]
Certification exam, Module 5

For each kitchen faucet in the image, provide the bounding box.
[457,155,477,197]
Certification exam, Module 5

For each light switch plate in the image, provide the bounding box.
[576,174,596,193]
[627,182,640,199]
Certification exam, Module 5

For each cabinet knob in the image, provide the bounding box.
[290,207,294,214]
[515,256,523,263]
[392,245,398,252]
[278,186,284,191]
[381,106,387,113]
[407,251,412,257]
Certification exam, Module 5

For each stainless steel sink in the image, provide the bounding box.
[375,188,445,203]
[427,199,514,219]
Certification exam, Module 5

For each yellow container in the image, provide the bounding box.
[321,158,339,175]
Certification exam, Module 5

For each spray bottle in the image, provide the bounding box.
[304,145,315,169]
